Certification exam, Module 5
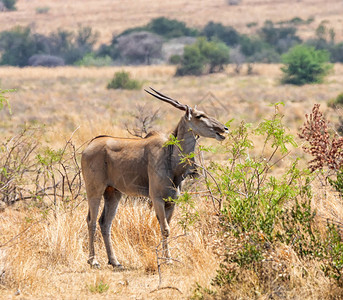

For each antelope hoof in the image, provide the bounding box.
[111,263,124,271]
[88,258,100,269]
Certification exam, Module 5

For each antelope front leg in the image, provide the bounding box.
[152,198,172,260]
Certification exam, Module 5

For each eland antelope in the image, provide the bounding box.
[81,88,228,269]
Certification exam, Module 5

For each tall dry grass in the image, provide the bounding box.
[0,196,220,298]
[1,65,343,298]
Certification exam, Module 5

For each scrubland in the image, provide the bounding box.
[1,64,343,299]
[1,0,343,45]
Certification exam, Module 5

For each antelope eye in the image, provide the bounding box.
[195,115,202,119]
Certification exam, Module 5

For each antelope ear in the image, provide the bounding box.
[185,105,192,121]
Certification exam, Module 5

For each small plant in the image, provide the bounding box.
[281,45,332,85]
[107,71,142,90]
[0,88,12,113]
[35,6,50,14]
[124,104,160,138]
[88,279,110,294]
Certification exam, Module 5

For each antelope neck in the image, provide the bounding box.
[169,117,197,167]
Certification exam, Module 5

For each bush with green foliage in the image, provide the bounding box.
[330,42,343,63]
[186,104,343,298]
[63,26,99,64]
[0,88,12,113]
[259,20,301,53]
[117,17,198,40]
[97,43,120,60]
[176,38,229,76]
[148,17,198,39]
[175,44,205,76]
[106,71,142,90]
[169,54,182,65]
[0,27,42,66]
[281,45,332,85]
[1,0,17,10]
[0,25,99,66]
[202,21,240,46]
[239,35,269,58]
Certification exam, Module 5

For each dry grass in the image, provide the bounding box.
[0,198,219,298]
[1,0,343,44]
[1,64,343,298]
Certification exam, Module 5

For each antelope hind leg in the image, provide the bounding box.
[86,197,101,269]
[99,186,123,270]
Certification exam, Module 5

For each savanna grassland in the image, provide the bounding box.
[1,0,343,44]
[1,0,343,299]
[0,64,343,299]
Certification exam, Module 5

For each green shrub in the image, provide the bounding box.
[198,38,230,73]
[0,26,39,66]
[239,35,268,57]
[281,45,332,85]
[330,42,343,62]
[189,104,343,298]
[1,0,17,10]
[0,26,99,66]
[117,17,198,39]
[88,280,109,294]
[202,21,240,46]
[148,17,198,39]
[0,88,12,113]
[259,20,301,53]
[176,38,229,76]
[175,43,205,76]
[97,43,120,60]
[106,71,142,90]
[169,54,181,65]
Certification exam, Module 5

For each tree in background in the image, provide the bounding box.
[148,17,198,39]
[0,27,40,66]
[117,31,163,65]
[175,43,205,76]
[176,38,230,76]
[202,21,240,47]
[259,20,301,54]
[281,45,332,85]
[1,0,17,11]
[107,71,142,90]
[0,25,99,66]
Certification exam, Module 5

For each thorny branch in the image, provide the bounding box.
[153,234,186,293]
[0,127,84,209]
[125,104,160,138]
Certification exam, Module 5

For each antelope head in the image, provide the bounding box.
[145,87,229,141]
